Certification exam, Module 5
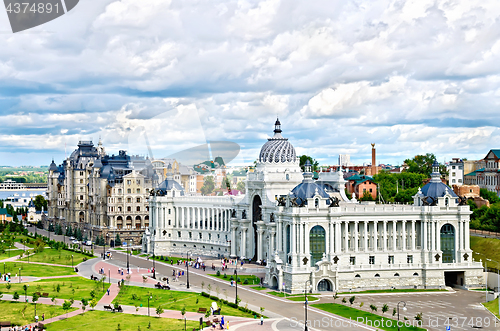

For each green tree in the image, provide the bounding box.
[115,234,122,247]
[32,292,40,305]
[33,195,47,212]
[382,304,389,314]
[349,296,356,305]
[201,176,215,196]
[299,155,319,171]
[370,304,377,312]
[90,298,98,310]
[404,153,447,177]
[359,191,374,201]
[156,305,164,317]
[62,300,72,317]
[236,181,245,192]
[480,188,500,204]
[13,291,19,301]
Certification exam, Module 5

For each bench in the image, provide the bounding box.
[38,322,45,330]
[42,293,49,298]
[103,305,113,311]
[114,305,123,312]
[0,321,11,327]
[197,308,207,313]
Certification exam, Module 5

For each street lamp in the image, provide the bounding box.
[126,239,130,272]
[186,251,192,289]
[103,234,106,261]
[148,295,152,316]
[234,257,239,305]
[64,226,67,245]
[71,255,74,269]
[152,243,156,280]
[304,280,312,331]
[49,223,52,241]
[19,267,21,283]
[108,269,110,285]
[24,284,29,302]
[397,301,407,331]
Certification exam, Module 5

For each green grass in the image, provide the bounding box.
[3,276,110,301]
[113,286,255,318]
[2,261,76,277]
[287,296,319,302]
[484,297,499,318]
[312,303,426,331]
[45,310,199,331]
[19,248,93,266]
[209,273,260,285]
[13,234,37,248]
[470,236,500,270]
[131,250,142,256]
[250,286,267,290]
[0,300,77,326]
[114,247,124,251]
[337,289,447,294]
[0,249,23,260]
[267,291,319,297]
[151,255,184,264]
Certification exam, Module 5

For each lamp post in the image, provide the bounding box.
[148,295,152,316]
[103,234,106,260]
[397,301,407,331]
[24,284,29,302]
[234,256,239,305]
[64,226,67,245]
[152,243,156,279]
[71,255,74,269]
[126,239,130,272]
[19,267,21,283]
[49,223,51,241]
[108,269,110,285]
[304,280,312,331]
[186,251,192,289]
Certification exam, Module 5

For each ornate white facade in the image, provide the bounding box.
[146,119,484,293]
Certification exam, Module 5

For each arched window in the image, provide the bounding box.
[440,224,455,263]
[413,272,419,277]
[394,273,400,277]
[374,274,380,277]
[355,274,361,278]
[310,225,326,266]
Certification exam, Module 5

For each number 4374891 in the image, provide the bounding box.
[6,2,59,14]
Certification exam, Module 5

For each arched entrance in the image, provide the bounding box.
[251,195,262,261]
[317,279,333,292]
[135,215,141,229]
[310,225,326,266]
[440,224,455,263]
[271,276,278,289]
[79,211,84,222]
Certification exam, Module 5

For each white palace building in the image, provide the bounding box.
[144,119,483,293]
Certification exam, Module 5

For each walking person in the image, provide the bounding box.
[260,316,263,325]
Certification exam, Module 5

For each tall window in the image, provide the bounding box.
[310,225,326,266]
[369,256,375,264]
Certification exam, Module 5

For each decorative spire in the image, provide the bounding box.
[430,160,441,183]
[274,117,282,134]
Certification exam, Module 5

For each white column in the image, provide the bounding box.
[461,221,465,251]
[230,226,237,257]
[354,221,359,252]
[383,220,388,251]
[277,221,282,252]
[299,222,304,254]
[423,220,427,251]
[240,228,247,258]
[328,221,332,256]
[291,223,296,259]
[465,221,470,249]
[436,221,440,251]
[335,222,341,253]
[430,220,435,251]
[364,221,368,252]
[374,221,379,251]
[411,220,416,250]
[305,224,310,257]
[181,207,185,228]
[344,221,349,252]
[257,229,262,261]
[392,220,397,251]
[402,221,406,251]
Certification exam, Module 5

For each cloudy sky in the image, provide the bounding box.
[1,0,499,167]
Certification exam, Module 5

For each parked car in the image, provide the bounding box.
[85,240,92,246]
[69,236,75,240]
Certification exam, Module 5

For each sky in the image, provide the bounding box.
[1,0,500,167]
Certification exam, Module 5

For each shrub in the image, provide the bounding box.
[342,297,347,304]
[243,279,249,285]
[216,270,221,277]
[223,273,227,279]
[230,275,234,281]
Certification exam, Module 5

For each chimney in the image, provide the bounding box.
[371,143,377,175]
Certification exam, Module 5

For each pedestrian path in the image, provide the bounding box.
[98,283,120,305]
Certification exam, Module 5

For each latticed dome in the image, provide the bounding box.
[259,118,296,163]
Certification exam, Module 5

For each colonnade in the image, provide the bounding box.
[152,205,232,233]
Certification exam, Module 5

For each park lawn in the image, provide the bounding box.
[484,297,499,318]
[45,310,199,331]
[13,234,37,248]
[0,249,23,260]
[151,255,184,264]
[267,291,319,297]
[312,303,426,331]
[470,236,500,270]
[3,276,110,301]
[287,296,319,302]
[0,300,77,326]
[113,286,255,318]
[250,286,267,290]
[19,248,93,266]
[131,250,142,255]
[337,289,447,295]
[2,262,76,277]
[209,274,260,285]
